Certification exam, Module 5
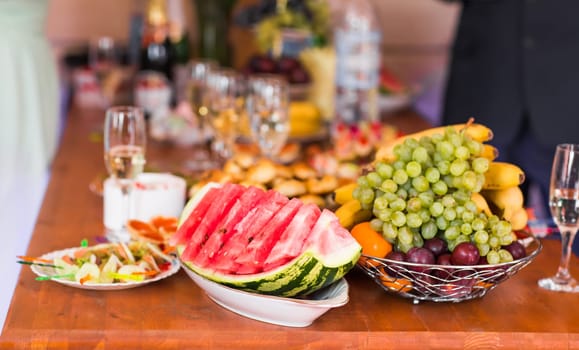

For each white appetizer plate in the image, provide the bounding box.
[182,264,349,327]
[30,245,180,291]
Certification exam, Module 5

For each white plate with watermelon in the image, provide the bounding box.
[172,182,362,326]
[378,66,414,112]
[182,266,349,327]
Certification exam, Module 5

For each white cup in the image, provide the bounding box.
[103,172,187,230]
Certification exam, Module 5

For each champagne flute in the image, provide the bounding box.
[538,143,579,292]
[245,74,290,160]
[103,106,147,242]
[206,68,244,161]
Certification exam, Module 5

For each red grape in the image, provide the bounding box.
[384,251,407,277]
[407,247,435,272]
[437,253,452,266]
[433,253,453,279]
[451,242,480,265]
[504,241,526,260]
[423,237,449,257]
[385,251,407,262]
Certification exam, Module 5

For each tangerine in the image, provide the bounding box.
[350,221,392,259]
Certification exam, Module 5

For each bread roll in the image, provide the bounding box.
[273,179,307,197]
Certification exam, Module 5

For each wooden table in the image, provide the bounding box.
[2,106,578,349]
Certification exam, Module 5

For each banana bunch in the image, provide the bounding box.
[479,160,528,230]
[478,186,529,231]
[333,183,372,229]
[375,122,495,163]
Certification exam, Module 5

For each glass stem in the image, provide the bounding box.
[555,230,577,283]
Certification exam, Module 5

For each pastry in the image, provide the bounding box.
[292,162,317,180]
[306,175,339,194]
[273,179,307,197]
[277,142,301,164]
[274,163,294,179]
[246,158,277,184]
[298,194,326,208]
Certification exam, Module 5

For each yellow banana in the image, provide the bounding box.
[480,144,499,160]
[335,199,371,229]
[482,162,525,190]
[333,182,357,205]
[375,122,493,162]
[481,186,525,220]
[508,206,529,231]
[471,192,493,216]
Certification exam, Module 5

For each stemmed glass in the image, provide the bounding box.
[538,143,579,292]
[103,106,147,242]
[245,74,290,160]
[188,59,218,141]
[206,68,244,161]
[184,59,219,171]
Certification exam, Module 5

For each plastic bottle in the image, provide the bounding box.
[332,0,382,160]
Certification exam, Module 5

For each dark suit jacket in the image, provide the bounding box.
[443,0,579,147]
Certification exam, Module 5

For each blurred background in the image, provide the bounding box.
[46,0,459,124]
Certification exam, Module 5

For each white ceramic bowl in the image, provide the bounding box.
[181,265,349,327]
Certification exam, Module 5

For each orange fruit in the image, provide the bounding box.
[379,273,413,293]
[350,221,392,258]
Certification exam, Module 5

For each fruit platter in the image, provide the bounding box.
[332,119,542,302]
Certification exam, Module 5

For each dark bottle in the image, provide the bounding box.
[193,0,236,67]
[167,0,190,65]
[140,0,175,81]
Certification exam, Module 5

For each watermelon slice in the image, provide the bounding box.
[234,198,303,274]
[208,190,288,274]
[193,186,267,267]
[263,203,321,271]
[180,183,245,262]
[170,183,221,246]
[379,67,406,94]
[177,183,362,297]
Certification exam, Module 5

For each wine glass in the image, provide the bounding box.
[103,106,147,242]
[89,36,119,77]
[184,59,219,171]
[538,143,579,292]
[245,74,290,160]
[206,68,244,161]
[188,59,218,140]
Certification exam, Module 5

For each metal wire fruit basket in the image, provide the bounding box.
[357,233,542,303]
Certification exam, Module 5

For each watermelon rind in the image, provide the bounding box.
[178,244,361,298]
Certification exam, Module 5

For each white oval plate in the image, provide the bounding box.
[181,263,349,327]
[30,245,180,291]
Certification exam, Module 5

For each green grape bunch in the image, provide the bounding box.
[353,127,515,264]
